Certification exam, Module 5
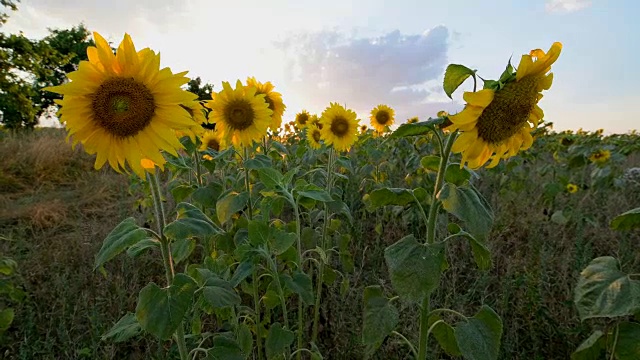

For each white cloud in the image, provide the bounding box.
[545,0,592,13]
[276,26,460,125]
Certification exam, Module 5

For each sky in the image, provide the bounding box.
[3,0,639,133]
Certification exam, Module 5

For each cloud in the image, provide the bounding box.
[545,0,592,13]
[276,26,460,124]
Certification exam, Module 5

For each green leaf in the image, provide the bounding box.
[384,235,447,303]
[468,234,492,270]
[230,260,254,287]
[367,187,421,209]
[0,258,17,276]
[571,330,605,360]
[244,154,272,170]
[257,167,284,189]
[101,313,141,343]
[164,202,220,242]
[170,184,196,203]
[248,220,270,247]
[0,308,14,332]
[270,229,296,255]
[454,305,503,360]
[95,217,148,269]
[126,238,159,258]
[611,207,640,230]
[445,164,472,186]
[135,273,197,340]
[613,322,640,360]
[574,256,640,320]
[443,64,475,99]
[208,335,246,360]
[191,183,223,209]
[237,323,253,356]
[389,118,444,138]
[297,189,333,203]
[171,238,196,264]
[265,322,294,360]
[428,315,461,357]
[217,191,250,225]
[283,271,314,306]
[362,286,399,356]
[202,280,241,309]
[420,155,440,172]
[551,210,569,225]
[438,183,493,240]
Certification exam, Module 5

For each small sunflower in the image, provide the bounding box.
[198,129,226,152]
[370,104,395,132]
[566,183,579,194]
[295,110,310,128]
[307,127,323,149]
[407,117,419,124]
[46,32,198,178]
[246,77,286,132]
[589,149,611,164]
[319,103,359,152]
[206,80,272,148]
[307,114,322,130]
[448,42,562,169]
[360,124,368,134]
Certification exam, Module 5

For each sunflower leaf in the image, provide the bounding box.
[362,286,399,356]
[389,118,444,138]
[454,305,503,360]
[571,330,605,360]
[613,322,640,359]
[611,207,640,230]
[443,64,476,99]
[95,217,148,270]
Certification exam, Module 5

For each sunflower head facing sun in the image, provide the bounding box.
[246,77,286,132]
[447,42,563,169]
[589,149,611,164]
[198,129,226,152]
[45,32,199,178]
[370,104,395,132]
[295,110,311,129]
[206,80,272,148]
[319,103,359,152]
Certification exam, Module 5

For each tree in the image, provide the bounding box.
[0,1,93,130]
[186,77,214,101]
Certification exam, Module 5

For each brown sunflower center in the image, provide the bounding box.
[296,113,309,126]
[330,116,350,137]
[476,74,541,144]
[311,129,321,142]
[207,138,220,152]
[224,99,255,131]
[91,77,156,138]
[375,111,391,125]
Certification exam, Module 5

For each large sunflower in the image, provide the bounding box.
[370,104,395,132]
[319,103,359,152]
[246,77,286,132]
[46,32,198,178]
[206,80,272,148]
[448,42,562,169]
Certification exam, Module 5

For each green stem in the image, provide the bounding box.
[267,255,289,328]
[194,149,203,188]
[417,296,431,360]
[243,146,263,360]
[311,148,335,344]
[392,331,418,359]
[147,171,189,360]
[292,203,304,358]
[425,132,457,245]
[609,323,619,360]
[418,131,457,360]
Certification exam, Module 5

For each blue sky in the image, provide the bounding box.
[4,0,639,133]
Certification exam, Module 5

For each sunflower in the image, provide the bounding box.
[319,103,359,152]
[360,124,368,134]
[307,114,322,130]
[206,80,272,148]
[447,42,562,169]
[246,77,286,132]
[46,32,198,178]
[589,149,611,164]
[295,110,310,128]
[370,104,395,132]
[307,126,322,149]
[177,100,207,141]
[407,117,419,124]
[566,183,579,194]
[198,129,226,152]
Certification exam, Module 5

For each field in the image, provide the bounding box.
[1,126,639,359]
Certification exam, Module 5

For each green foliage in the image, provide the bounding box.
[265,323,294,360]
[362,286,399,356]
[101,313,142,343]
[610,207,640,230]
[94,217,148,269]
[438,182,493,240]
[454,306,503,360]
[443,64,476,98]
[574,256,640,321]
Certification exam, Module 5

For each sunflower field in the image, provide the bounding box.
[1,33,639,360]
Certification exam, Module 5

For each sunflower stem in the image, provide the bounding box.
[418,131,456,360]
[193,145,203,188]
[311,147,335,345]
[243,146,263,360]
[147,170,189,360]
